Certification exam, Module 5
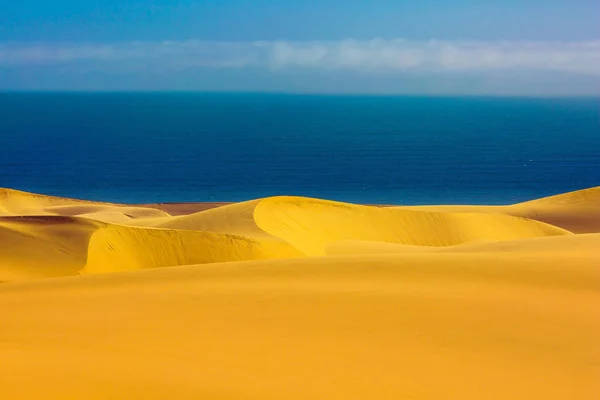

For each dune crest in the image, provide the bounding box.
[83,224,304,274]
[0,215,101,281]
[1,186,599,399]
[0,188,107,215]
[396,186,600,234]
[254,196,570,256]
[327,234,600,256]
[3,188,596,282]
[128,199,277,239]
[520,186,600,206]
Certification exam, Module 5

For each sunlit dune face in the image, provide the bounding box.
[0,187,599,399]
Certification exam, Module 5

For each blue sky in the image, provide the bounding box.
[1,0,599,94]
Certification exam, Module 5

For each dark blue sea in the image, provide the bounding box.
[0,93,598,205]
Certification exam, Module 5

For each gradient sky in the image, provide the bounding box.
[1,0,599,94]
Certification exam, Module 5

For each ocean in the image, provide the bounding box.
[0,92,598,205]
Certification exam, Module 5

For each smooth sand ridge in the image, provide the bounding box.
[0,215,102,282]
[126,195,575,257]
[254,196,571,256]
[402,186,600,234]
[138,186,600,234]
[0,195,303,281]
[139,201,232,216]
[137,190,600,234]
[510,186,600,233]
[522,186,600,206]
[1,187,598,398]
[0,188,109,215]
[82,223,304,275]
[94,185,600,235]
[0,188,172,222]
[124,199,280,240]
[0,187,595,284]
[1,252,598,400]
[2,186,599,232]
[326,233,600,256]
[45,205,171,221]
[0,191,300,281]
[0,215,303,281]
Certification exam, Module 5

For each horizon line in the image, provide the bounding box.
[1,90,599,98]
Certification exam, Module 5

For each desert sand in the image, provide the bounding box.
[0,187,599,399]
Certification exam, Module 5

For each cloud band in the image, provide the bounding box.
[1,39,598,75]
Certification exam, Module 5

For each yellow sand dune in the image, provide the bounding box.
[403,186,600,234]
[254,196,571,256]
[510,187,600,234]
[83,223,304,274]
[0,188,170,222]
[0,215,101,282]
[1,186,599,399]
[326,239,494,255]
[1,252,598,400]
[0,215,303,280]
[521,185,600,206]
[0,188,107,215]
[117,195,575,259]
[327,233,600,256]
[127,199,277,239]
[76,211,140,224]
[46,204,171,219]
[1,188,589,283]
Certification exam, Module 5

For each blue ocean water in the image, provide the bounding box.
[0,93,598,205]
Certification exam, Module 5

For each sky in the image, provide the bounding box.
[1,0,599,95]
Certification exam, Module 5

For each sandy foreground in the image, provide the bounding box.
[0,187,599,399]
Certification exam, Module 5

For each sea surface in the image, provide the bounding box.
[0,93,598,205]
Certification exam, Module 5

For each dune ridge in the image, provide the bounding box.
[405,186,600,234]
[1,188,588,281]
[83,223,304,274]
[0,215,101,281]
[254,196,571,256]
[0,186,598,398]
[0,188,111,215]
[326,233,600,256]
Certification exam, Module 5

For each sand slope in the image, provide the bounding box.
[1,188,596,282]
[254,196,570,256]
[83,223,304,274]
[0,188,108,215]
[405,186,600,234]
[46,204,171,220]
[522,186,600,206]
[327,233,600,256]
[128,199,275,239]
[1,186,598,399]
[0,216,101,282]
[1,252,598,400]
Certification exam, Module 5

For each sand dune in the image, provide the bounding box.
[1,187,596,282]
[254,196,570,256]
[327,233,600,256]
[83,223,304,274]
[46,204,171,219]
[404,186,600,234]
[0,186,598,399]
[140,201,231,216]
[522,186,600,206]
[127,199,276,239]
[0,188,108,215]
[1,252,598,399]
[509,203,600,234]
[0,215,100,282]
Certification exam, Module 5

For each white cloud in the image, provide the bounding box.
[1,39,599,75]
